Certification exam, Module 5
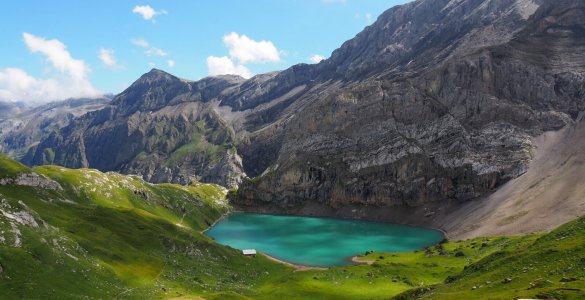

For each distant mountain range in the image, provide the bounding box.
[3,0,584,238]
[0,97,111,159]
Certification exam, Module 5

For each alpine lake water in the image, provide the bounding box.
[205,212,444,267]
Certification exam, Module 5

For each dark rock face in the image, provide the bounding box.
[19,0,585,215]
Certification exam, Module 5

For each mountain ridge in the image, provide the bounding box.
[10,0,585,239]
[0,96,111,159]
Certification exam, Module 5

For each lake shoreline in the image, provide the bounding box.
[204,211,444,267]
[260,253,328,271]
[230,206,449,239]
[212,210,448,238]
[201,211,230,234]
[204,211,329,271]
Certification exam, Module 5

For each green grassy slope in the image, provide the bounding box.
[395,217,585,300]
[0,155,30,179]
[0,154,583,299]
[0,155,289,299]
[253,219,584,300]
[251,235,541,299]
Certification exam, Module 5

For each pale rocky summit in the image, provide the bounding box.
[13,0,585,232]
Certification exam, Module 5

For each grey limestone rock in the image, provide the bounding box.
[0,173,62,190]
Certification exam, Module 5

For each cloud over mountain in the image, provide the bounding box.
[0,33,99,104]
[207,32,281,78]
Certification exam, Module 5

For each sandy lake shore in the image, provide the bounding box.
[260,253,328,271]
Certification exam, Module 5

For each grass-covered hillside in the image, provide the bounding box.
[0,154,31,179]
[259,217,583,300]
[0,154,583,299]
[0,155,289,299]
[396,216,585,299]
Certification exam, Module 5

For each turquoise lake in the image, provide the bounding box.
[205,213,444,267]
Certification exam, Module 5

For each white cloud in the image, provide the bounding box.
[23,32,89,81]
[98,48,118,68]
[322,0,347,3]
[206,32,281,79]
[309,54,326,63]
[223,32,281,64]
[132,5,167,22]
[167,60,175,68]
[365,13,373,24]
[0,33,99,104]
[131,39,167,56]
[207,56,252,79]
[132,39,149,48]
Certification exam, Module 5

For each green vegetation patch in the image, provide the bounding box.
[165,118,234,167]
[251,235,540,300]
[0,158,289,299]
[0,154,31,179]
[396,217,585,300]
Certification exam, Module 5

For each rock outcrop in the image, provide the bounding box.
[0,173,62,190]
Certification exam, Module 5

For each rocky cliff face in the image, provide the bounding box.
[21,0,585,218]
[233,0,585,211]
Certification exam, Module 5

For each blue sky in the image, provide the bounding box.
[0,0,410,103]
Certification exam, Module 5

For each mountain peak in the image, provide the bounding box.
[320,0,545,80]
[138,68,179,81]
[146,68,168,75]
[114,69,185,96]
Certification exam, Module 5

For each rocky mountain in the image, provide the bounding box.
[21,0,585,235]
[0,97,111,159]
[22,72,250,187]
[235,0,584,211]
[0,101,26,118]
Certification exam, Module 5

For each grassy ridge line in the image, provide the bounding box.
[0,155,31,179]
